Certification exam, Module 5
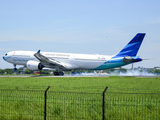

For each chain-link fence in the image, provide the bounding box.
[0,87,159,120]
[0,86,106,120]
[105,92,160,120]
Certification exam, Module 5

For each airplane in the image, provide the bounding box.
[3,33,145,76]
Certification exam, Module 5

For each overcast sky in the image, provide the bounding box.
[0,0,160,69]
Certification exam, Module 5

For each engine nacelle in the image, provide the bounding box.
[26,60,44,71]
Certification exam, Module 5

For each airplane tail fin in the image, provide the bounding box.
[113,33,145,58]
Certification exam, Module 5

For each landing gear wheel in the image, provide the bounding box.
[59,72,64,76]
[14,68,17,71]
[54,72,58,76]
[54,72,64,76]
[13,64,17,72]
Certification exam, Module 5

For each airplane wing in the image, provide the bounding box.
[34,50,79,70]
[34,50,66,70]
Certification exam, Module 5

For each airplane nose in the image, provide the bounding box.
[3,53,8,61]
[3,56,6,61]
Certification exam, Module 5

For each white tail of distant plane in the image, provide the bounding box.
[3,33,146,75]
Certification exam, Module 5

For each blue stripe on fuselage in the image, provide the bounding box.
[92,56,142,70]
[92,57,128,70]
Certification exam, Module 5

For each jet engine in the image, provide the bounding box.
[26,60,44,71]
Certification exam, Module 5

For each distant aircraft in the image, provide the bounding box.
[3,33,145,76]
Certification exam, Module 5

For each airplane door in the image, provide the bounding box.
[69,54,75,62]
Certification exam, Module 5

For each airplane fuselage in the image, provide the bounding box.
[3,50,131,70]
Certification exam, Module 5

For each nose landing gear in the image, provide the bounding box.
[13,64,17,71]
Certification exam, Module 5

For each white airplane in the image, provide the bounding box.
[3,33,145,76]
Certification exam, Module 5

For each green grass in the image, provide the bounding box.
[0,76,160,91]
[0,76,160,120]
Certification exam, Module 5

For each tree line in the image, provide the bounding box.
[0,69,50,75]
[0,68,160,75]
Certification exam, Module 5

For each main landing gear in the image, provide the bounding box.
[54,71,64,76]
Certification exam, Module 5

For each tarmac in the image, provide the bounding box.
[0,75,159,78]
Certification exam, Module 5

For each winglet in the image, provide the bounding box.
[37,50,41,54]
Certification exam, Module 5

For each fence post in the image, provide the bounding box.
[44,86,50,120]
[102,86,108,120]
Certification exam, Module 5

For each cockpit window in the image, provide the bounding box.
[5,54,7,56]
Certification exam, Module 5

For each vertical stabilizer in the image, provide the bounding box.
[114,33,145,57]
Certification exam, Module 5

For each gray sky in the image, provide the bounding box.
[0,0,160,69]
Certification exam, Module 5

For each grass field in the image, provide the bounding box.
[0,76,160,91]
[0,76,160,120]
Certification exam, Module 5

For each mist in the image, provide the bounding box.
[119,70,155,76]
[65,69,157,77]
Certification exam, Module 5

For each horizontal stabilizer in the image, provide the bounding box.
[142,58,155,60]
[122,56,134,63]
[122,56,142,63]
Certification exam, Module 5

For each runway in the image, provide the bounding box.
[0,75,159,78]
[0,75,108,77]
